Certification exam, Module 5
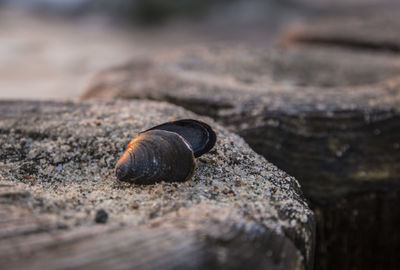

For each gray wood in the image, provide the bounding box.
[0,100,314,270]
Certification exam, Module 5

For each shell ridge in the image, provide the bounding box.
[147,119,216,157]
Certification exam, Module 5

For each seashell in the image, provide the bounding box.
[147,119,216,158]
[115,119,216,184]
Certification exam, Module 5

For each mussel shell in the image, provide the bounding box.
[147,119,216,158]
[115,130,195,184]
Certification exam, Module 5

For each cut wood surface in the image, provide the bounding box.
[0,100,314,270]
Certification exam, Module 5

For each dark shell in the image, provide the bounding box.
[115,130,195,184]
[147,119,216,158]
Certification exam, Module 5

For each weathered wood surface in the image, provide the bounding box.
[0,182,302,270]
[0,100,314,270]
[280,11,400,268]
[81,44,400,270]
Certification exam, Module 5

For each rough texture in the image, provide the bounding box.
[0,100,314,270]
[81,44,400,187]
[81,44,400,270]
[281,9,400,53]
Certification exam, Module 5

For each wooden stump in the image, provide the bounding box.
[280,9,400,269]
[81,43,400,270]
[0,100,314,270]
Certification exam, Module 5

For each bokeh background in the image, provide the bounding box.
[3,0,394,100]
[1,1,400,270]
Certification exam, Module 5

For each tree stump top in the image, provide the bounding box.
[0,100,314,270]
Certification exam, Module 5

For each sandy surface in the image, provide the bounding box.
[0,99,314,269]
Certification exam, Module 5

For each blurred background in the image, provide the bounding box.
[2,0,396,100]
[2,1,400,270]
